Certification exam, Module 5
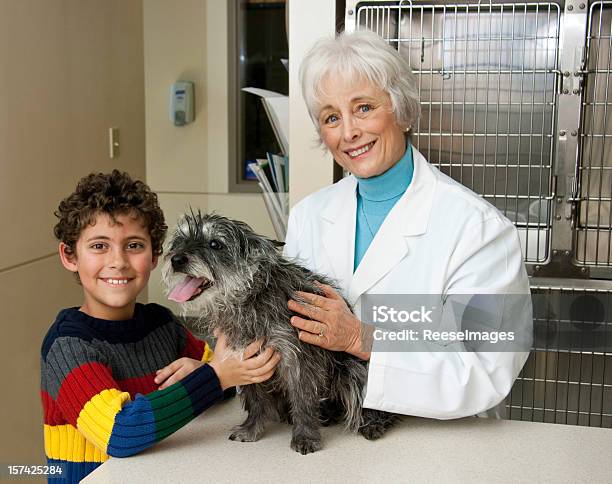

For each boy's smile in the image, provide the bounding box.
[59,212,158,320]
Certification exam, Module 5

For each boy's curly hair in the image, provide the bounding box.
[54,170,167,257]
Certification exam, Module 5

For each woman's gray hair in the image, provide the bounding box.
[300,30,421,136]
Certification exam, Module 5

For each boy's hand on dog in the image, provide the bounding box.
[288,282,371,360]
[155,336,280,391]
[208,333,281,390]
[155,358,205,390]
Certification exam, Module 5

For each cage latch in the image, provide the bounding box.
[565,175,579,229]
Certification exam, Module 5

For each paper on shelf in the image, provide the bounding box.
[249,161,288,240]
[266,153,286,193]
[262,190,287,240]
[242,87,289,155]
[242,87,285,98]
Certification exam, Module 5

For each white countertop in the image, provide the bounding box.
[83,397,612,484]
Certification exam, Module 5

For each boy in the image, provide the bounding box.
[41,170,280,483]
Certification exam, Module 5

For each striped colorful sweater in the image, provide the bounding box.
[40,303,223,483]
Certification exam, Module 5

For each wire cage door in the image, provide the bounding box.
[575,1,612,268]
[508,283,612,427]
[350,1,560,264]
[346,0,612,429]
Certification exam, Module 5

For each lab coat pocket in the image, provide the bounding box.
[436,293,528,352]
[424,294,473,349]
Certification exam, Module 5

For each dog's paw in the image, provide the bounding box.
[290,436,322,455]
[229,426,261,442]
[358,410,399,440]
[358,422,386,440]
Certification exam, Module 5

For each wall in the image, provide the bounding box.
[143,0,275,310]
[288,0,336,206]
[0,0,146,465]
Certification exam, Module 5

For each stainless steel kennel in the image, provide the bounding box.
[345,0,612,427]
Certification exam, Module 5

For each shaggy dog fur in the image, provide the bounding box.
[162,212,397,454]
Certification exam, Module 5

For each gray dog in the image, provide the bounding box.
[162,212,397,454]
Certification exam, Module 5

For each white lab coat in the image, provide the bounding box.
[284,147,532,419]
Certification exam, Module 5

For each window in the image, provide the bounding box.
[228,0,288,192]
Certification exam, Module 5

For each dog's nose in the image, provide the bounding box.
[171,253,189,271]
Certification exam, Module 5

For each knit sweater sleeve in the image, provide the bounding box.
[42,335,224,458]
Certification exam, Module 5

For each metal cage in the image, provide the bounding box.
[576,1,612,267]
[510,280,611,427]
[345,0,612,428]
[349,1,560,264]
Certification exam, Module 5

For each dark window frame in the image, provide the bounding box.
[228,0,288,193]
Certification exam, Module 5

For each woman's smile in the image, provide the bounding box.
[346,141,376,159]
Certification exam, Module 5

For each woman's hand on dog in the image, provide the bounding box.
[208,333,281,390]
[288,282,372,360]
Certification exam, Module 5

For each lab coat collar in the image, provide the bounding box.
[320,147,437,305]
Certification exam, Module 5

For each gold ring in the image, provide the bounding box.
[318,326,325,338]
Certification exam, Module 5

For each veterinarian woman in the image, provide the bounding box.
[285,30,532,420]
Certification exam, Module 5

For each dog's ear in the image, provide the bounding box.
[263,237,285,251]
[242,230,284,255]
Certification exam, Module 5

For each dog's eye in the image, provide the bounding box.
[209,239,223,250]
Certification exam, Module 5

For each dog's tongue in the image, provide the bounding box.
[168,276,205,303]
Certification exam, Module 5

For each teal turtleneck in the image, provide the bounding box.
[353,144,414,271]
